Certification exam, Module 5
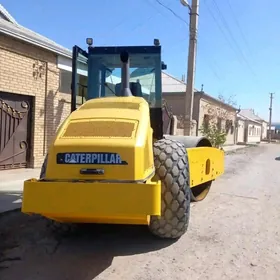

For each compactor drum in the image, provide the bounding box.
[22,39,224,239]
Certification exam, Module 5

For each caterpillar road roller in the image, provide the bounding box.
[21,39,224,239]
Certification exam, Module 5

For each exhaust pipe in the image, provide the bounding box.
[120,51,132,97]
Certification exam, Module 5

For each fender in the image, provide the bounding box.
[163,135,212,148]
[163,134,223,202]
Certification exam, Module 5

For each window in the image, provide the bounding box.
[249,127,252,136]
[59,69,88,105]
[225,120,234,134]
[225,120,231,134]
[203,114,210,129]
[77,75,88,105]
[217,117,222,131]
[230,121,234,134]
[59,69,72,93]
[86,51,161,108]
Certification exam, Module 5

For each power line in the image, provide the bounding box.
[225,0,252,54]
[204,0,259,82]
[97,0,163,41]
[211,0,248,60]
[128,0,188,39]
[153,1,223,82]
[210,0,257,79]
[98,0,222,83]
[203,1,243,64]
[128,13,157,33]
[154,0,189,26]
[197,43,222,81]
[165,34,223,82]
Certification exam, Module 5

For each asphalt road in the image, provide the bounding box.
[0,144,279,280]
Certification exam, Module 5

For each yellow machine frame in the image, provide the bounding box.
[22,97,224,226]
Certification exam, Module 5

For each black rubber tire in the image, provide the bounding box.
[149,138,191,239]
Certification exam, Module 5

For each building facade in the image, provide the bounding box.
[162,72,238,145]
[236,114,262,144]
[239,109,268,141]
[0,6,83,169]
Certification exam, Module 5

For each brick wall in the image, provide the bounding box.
[0,35,71,168]
[162,92,237,144]
[198,98,236,145]
[162,93,200,118]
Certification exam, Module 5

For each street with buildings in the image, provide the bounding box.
[1,2,279,280]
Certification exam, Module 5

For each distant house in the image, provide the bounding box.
[162,72,238,145]
[239,109,268,140]
[236,113,262,144]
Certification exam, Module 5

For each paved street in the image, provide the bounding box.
[0,143,279,280]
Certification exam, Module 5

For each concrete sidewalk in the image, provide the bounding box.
[223,144,247,153]
[0,168,40,213]
[222,143,262,154]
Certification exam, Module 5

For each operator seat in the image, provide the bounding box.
[115,82,143,97]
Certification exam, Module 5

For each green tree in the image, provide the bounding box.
[199,120,227,148]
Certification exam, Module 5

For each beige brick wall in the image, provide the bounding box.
[162,93,200,120]
[163,92,237,144]
[198,98,236,145]
[0,35,71,168]
[162,92,200,135]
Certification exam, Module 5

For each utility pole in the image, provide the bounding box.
[268,92,274,143]
[181,0,200,136]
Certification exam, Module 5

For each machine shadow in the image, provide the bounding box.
[0,213,175,280]
[275,156,280,161]
[48,223,175,279]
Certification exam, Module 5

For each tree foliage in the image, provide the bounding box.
[199,121,227,148]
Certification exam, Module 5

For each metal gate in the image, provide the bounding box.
[0,92,32,170]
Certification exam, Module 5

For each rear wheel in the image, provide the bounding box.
[190,181,212,202]
[149,138,191,239]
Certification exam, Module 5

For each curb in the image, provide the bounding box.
[224,148,246,155]
[224,144,257,155]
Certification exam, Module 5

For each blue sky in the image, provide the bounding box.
[2,0,279,121]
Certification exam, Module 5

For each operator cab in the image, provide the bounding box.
[71,38,169,139]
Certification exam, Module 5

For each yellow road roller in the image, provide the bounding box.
[22,39,224,239]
